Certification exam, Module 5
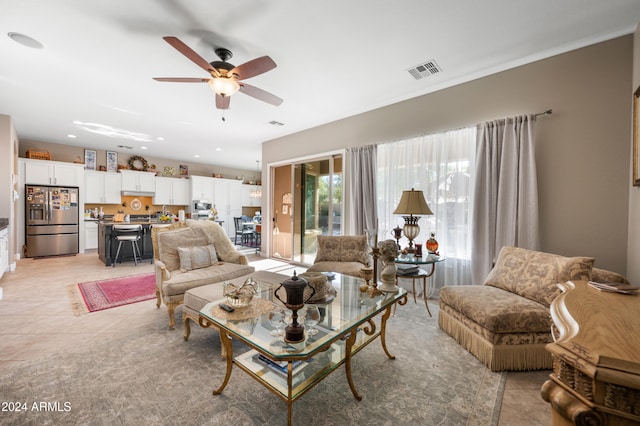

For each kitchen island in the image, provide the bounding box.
[98,220,173,266]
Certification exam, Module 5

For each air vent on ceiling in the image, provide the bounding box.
[407,59,442,80]
[269,120,284,127]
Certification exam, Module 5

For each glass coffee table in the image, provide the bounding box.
[199,273,408,426]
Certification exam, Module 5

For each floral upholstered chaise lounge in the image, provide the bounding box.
[438,246,628,371]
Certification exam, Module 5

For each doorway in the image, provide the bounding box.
[271,155,342,264]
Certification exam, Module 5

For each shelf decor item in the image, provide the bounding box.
[84,149,97,171]
[107,151,118,172]
[426,232,439,254]
[128,155,149,171]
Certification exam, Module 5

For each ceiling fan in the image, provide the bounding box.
[153,36,283,110]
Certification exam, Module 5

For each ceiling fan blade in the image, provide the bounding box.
[153,77,210,83]
[239,83,283,106]
[230,56,276,80]
[162,36,220,77]
[216,94,231,110]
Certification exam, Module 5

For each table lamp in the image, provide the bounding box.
[393,188,433,253]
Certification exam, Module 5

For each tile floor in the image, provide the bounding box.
[0,251,551,425]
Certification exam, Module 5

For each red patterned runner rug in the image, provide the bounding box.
[77,273,156,312]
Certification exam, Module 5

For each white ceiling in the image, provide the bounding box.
[1,0,639,171]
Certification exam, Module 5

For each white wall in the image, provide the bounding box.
[0,115,19,269]
[627,24,640,284]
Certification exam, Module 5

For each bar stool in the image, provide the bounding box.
[112,224,143,267]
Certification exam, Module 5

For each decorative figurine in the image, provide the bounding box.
[378,239,399,292]
[426,232,439,255]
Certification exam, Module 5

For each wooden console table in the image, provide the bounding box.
[541,280,640,425]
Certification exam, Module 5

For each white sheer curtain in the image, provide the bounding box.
[344,145,377,236]
[377,127,476,288]
[471,115,539,285]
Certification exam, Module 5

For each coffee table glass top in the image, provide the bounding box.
[200,273,407,360]
[199,272,408,404]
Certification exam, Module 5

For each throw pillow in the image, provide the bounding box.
[315,235,369,265]
[484,246,594,307]
[157,227,208,272]
[178,244,218,271]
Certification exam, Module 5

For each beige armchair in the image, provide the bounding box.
[306,235,370,278]
[151,220,254,329]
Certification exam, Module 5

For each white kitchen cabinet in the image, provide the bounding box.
[241,185,262,207]
[22,158,84,186]
[120,170,156,193]
[153,177,190,205]
[214,178,242,237]
[190,175,215,201]
[84,220,98,250]
[85,171,122,204]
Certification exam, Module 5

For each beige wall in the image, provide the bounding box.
[19,139,258,183]
[263,36,633,275]
[628,24,640,284]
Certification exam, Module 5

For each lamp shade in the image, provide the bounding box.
[207,77,240,97]
[393,189,433,215]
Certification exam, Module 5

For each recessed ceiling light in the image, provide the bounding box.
[157,137,164,141]
[216,148,222,151]
[194,154,200,158]
[67,134,77,139]
[7,32,44,49]
[140,146,148,150]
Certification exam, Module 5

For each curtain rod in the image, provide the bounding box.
[535,109,553,117]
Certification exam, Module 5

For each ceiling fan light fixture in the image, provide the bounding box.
[208,77,240,97]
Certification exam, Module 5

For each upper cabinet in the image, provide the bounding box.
[85,171,122,204]
[22,158,84,187]
[120,170,156,193]
[153,177,190,205]
[241,185,262,207]
[190,175,215,201]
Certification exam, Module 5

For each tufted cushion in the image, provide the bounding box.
[178,244,218,271]
[158,227,208,272]
[439,285,552,334]
[484,246,594,307]
[315,235,369,265]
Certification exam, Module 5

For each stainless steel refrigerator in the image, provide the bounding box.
[25,185,79,257]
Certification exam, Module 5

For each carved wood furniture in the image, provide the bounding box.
[541,280,640,425]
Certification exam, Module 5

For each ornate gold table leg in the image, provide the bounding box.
[344,330,363,401]
[213,328,233,395]
[379,305,396,360]
[287,363,294,426]
[380,295,408,359]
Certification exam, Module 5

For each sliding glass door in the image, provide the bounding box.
[271,155,342,264]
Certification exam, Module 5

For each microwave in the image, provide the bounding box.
[193,200,212,211]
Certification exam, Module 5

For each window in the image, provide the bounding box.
[377,127,476,286]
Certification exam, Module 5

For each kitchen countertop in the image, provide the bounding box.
[0,218,8,231]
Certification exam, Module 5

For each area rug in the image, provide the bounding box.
[0,301,505,425]
[75,273,155,313]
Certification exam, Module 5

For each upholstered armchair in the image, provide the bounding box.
[306,235,370,277]
[151,220,254,329]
